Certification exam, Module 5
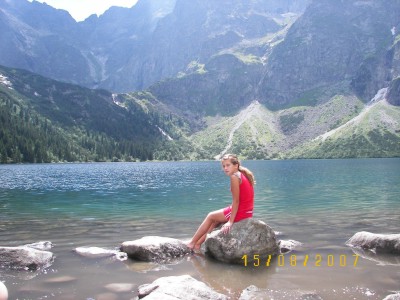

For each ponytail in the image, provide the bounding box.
[238,165,255,186]
[221,154,255,186]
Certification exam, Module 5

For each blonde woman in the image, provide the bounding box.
[187,154,255,251]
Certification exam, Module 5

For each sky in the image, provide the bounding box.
[28,0,139,22]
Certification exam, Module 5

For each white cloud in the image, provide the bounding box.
[28,0,138,21]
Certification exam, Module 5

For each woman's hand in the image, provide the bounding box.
[221,221,233,234]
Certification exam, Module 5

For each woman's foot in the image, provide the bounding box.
[186,241,201,252]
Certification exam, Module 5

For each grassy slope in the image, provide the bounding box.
[190,95,400,159]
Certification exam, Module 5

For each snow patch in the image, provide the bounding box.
[315,88,388,142]
[157,126,173,141]
[391,26,396,36]
[0,73,13,89]
[112,93,125,108]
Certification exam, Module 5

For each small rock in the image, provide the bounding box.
[95,292,118,300]
[44,276,77,284]
[279,239,303,253]
[120,236,191,262]
[25,241,53,251]
[346,231,400,254]
[74,247,122,259]
[138,275,228,299]
[205,218,279,264]
[104,283,135,293]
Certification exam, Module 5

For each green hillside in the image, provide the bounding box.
[0,66,201,163]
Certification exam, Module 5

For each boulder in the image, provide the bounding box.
[120,236,191,262]
[346,231,400,254]
[138,275,228,299]
[205,218,279,264]
[0,246,54,270]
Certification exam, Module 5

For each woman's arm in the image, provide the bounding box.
[222,174,240,234]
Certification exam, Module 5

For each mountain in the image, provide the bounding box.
[259,0,400,108]
[0,65,204,163]
[0,0,399,162]
[0,0,310,92]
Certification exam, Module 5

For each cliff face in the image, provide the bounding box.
[0,0,309,92]
[259,0,400,108]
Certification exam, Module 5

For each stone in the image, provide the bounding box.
[104,283,135,293]
[120,236,191,262]
[0,281,8,300]
[138,275,228,300]
[0,246,54,271]
[44,276,77,284]
[24,241,53,251]
[239,285,323,300]
[74,247,127,261]
[346,231,400,254]
[205,218,279,264]
[383,293,400,300]
[279,239,303,254]
[350,247,400,266]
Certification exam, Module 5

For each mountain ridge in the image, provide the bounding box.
[0,0,399,161]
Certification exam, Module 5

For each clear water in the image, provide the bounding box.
[0,159,399,299]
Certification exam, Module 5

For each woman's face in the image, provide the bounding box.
[221,159,239,176]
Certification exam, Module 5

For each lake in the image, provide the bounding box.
[0,159,399,299]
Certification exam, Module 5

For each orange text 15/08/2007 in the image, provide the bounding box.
[241,254,360,267]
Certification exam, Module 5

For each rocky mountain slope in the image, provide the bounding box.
[0,0,399,161]
[0,0,309,92]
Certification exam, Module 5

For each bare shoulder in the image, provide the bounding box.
[230,172,241,184]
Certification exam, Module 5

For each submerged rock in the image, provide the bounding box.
[0,246,54,271]
[205,218,279,264]
[346,231,400,254]
[120,236,191,262]
[350,247,400,266]
[104,283,135,293]
[138,275,228,299]
[239,285,323,300]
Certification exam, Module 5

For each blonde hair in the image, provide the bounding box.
[221,154,255,186]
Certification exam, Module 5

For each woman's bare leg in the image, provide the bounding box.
[187,209,226,250]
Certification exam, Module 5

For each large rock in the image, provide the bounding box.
[205,218,279,264]
[138,275,228,300]
[346,231,400,254]
[120,236,191,262]
[0,246,55,270]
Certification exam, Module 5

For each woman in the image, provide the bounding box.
[187,154,255,251]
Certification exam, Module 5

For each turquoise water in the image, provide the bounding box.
[0,159,399,299]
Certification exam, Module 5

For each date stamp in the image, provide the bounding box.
[241,254,360,267]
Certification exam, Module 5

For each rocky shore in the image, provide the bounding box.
[1,221,399,299]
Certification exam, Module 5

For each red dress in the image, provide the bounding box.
[223,172,254,222]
